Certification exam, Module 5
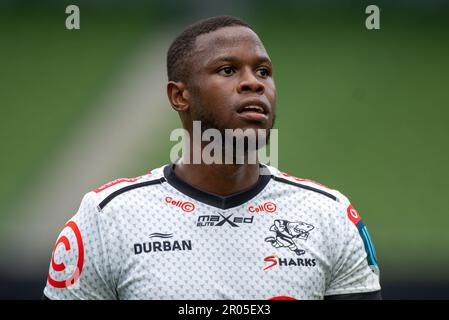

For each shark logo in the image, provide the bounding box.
[265,219,314,255]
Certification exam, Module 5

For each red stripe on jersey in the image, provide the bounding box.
[281,172,331,190]
[93,176,142,193]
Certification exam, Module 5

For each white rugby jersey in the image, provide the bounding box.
[44,162,380,300]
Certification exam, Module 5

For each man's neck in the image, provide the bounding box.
[173,161,261,196]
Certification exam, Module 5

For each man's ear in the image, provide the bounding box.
[167,81,190,112]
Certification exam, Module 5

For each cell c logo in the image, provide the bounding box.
[347,204,362,225]
[181,202,195,213]
[349,208,358,219]
[48,221,84,288]
[165,196,196,213]
[264,202,277,213]
[248,202,277,214]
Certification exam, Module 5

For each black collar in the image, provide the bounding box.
[163,163,272,210]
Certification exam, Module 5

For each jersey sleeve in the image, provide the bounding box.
[43,192,117,300]
[324,192,381,297]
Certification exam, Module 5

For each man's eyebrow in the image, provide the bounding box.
[208,56,239,64]
[207,55,272,66]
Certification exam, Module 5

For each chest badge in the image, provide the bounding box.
[265,219,314,255]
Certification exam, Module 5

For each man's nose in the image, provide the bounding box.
[237,68,265,95]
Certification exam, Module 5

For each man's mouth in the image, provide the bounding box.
[240,105,266,114]
[236,100,269,122]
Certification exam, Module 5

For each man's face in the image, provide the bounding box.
[187,26,276,142]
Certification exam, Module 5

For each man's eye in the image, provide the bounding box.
[218,66,235,76]
[257,67,271,77]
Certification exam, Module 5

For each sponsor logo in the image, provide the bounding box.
[265,219,314,256]
[347,204,361,224]
[133,233,192,254]
[165,196,195,213]
[48,221,84,288]
[197,213,254,227]
[248,202,277,214]
[263,255,316,271]
[263,255,278,271]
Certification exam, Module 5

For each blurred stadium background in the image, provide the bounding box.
[1,0,448,299]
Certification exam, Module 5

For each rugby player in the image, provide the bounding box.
[43,16,381,300]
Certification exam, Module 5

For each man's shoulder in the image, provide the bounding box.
[86,164,167,212]
[264,164,350,207]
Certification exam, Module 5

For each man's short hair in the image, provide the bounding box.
[167,15,253,83]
